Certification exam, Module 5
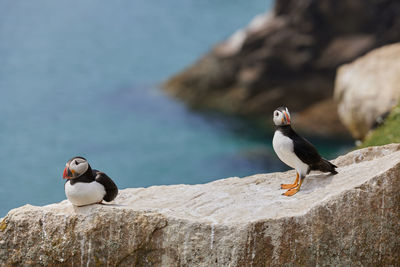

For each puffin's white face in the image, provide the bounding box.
[273,107,291,126]
[63,157,89,179]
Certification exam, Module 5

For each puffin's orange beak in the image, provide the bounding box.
[283,111,290,124]
[63,166,73,179]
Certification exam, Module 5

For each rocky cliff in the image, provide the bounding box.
[164,0,400,123]
[1,144,400,266]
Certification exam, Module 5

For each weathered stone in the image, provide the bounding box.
[1,144,400,266]
[334,43,400,139]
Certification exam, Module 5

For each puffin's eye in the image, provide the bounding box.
[75,160,80,165]
[275,112,279,116]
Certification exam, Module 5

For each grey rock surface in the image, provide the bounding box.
[334,43,400,139]
[1,144,400,266]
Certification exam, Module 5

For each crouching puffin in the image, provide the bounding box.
[63,156,118,206]
[272,107,337,196]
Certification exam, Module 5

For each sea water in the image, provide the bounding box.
[0,0,351,216]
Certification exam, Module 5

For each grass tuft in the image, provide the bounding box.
[360,104,400,148]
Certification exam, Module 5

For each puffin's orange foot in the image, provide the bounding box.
[281,173,300,190]
[280,183,297,189]
[282,188,299,196]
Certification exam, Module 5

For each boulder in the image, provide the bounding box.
[1,144,400,266]
[334,43,400,139]
[164,0,400,123]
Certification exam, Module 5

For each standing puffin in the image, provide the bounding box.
[63,156,118,206]
[272,107,337,196]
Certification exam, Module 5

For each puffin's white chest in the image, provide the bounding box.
[273,130,310,177]
[65,181,106,206]
[273,130,298,169]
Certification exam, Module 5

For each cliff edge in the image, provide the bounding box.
[1,144,400,266]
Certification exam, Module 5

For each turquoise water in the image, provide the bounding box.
[0,0,351,217]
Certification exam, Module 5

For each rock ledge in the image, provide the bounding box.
[1,144,400,266]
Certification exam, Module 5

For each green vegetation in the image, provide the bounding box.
[361,104,400,148]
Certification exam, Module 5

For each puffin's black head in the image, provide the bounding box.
[63,156,91,179]
[273,106,291,126]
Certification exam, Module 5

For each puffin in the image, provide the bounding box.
[272,107,337,196]
[63,156,118,206]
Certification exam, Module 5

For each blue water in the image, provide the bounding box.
[0,0,352,217]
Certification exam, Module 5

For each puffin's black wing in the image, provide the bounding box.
[93,170,118,202]
[289,128,322,166]
[289,128,337,174]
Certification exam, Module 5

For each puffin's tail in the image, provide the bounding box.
[315,158,338,174]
